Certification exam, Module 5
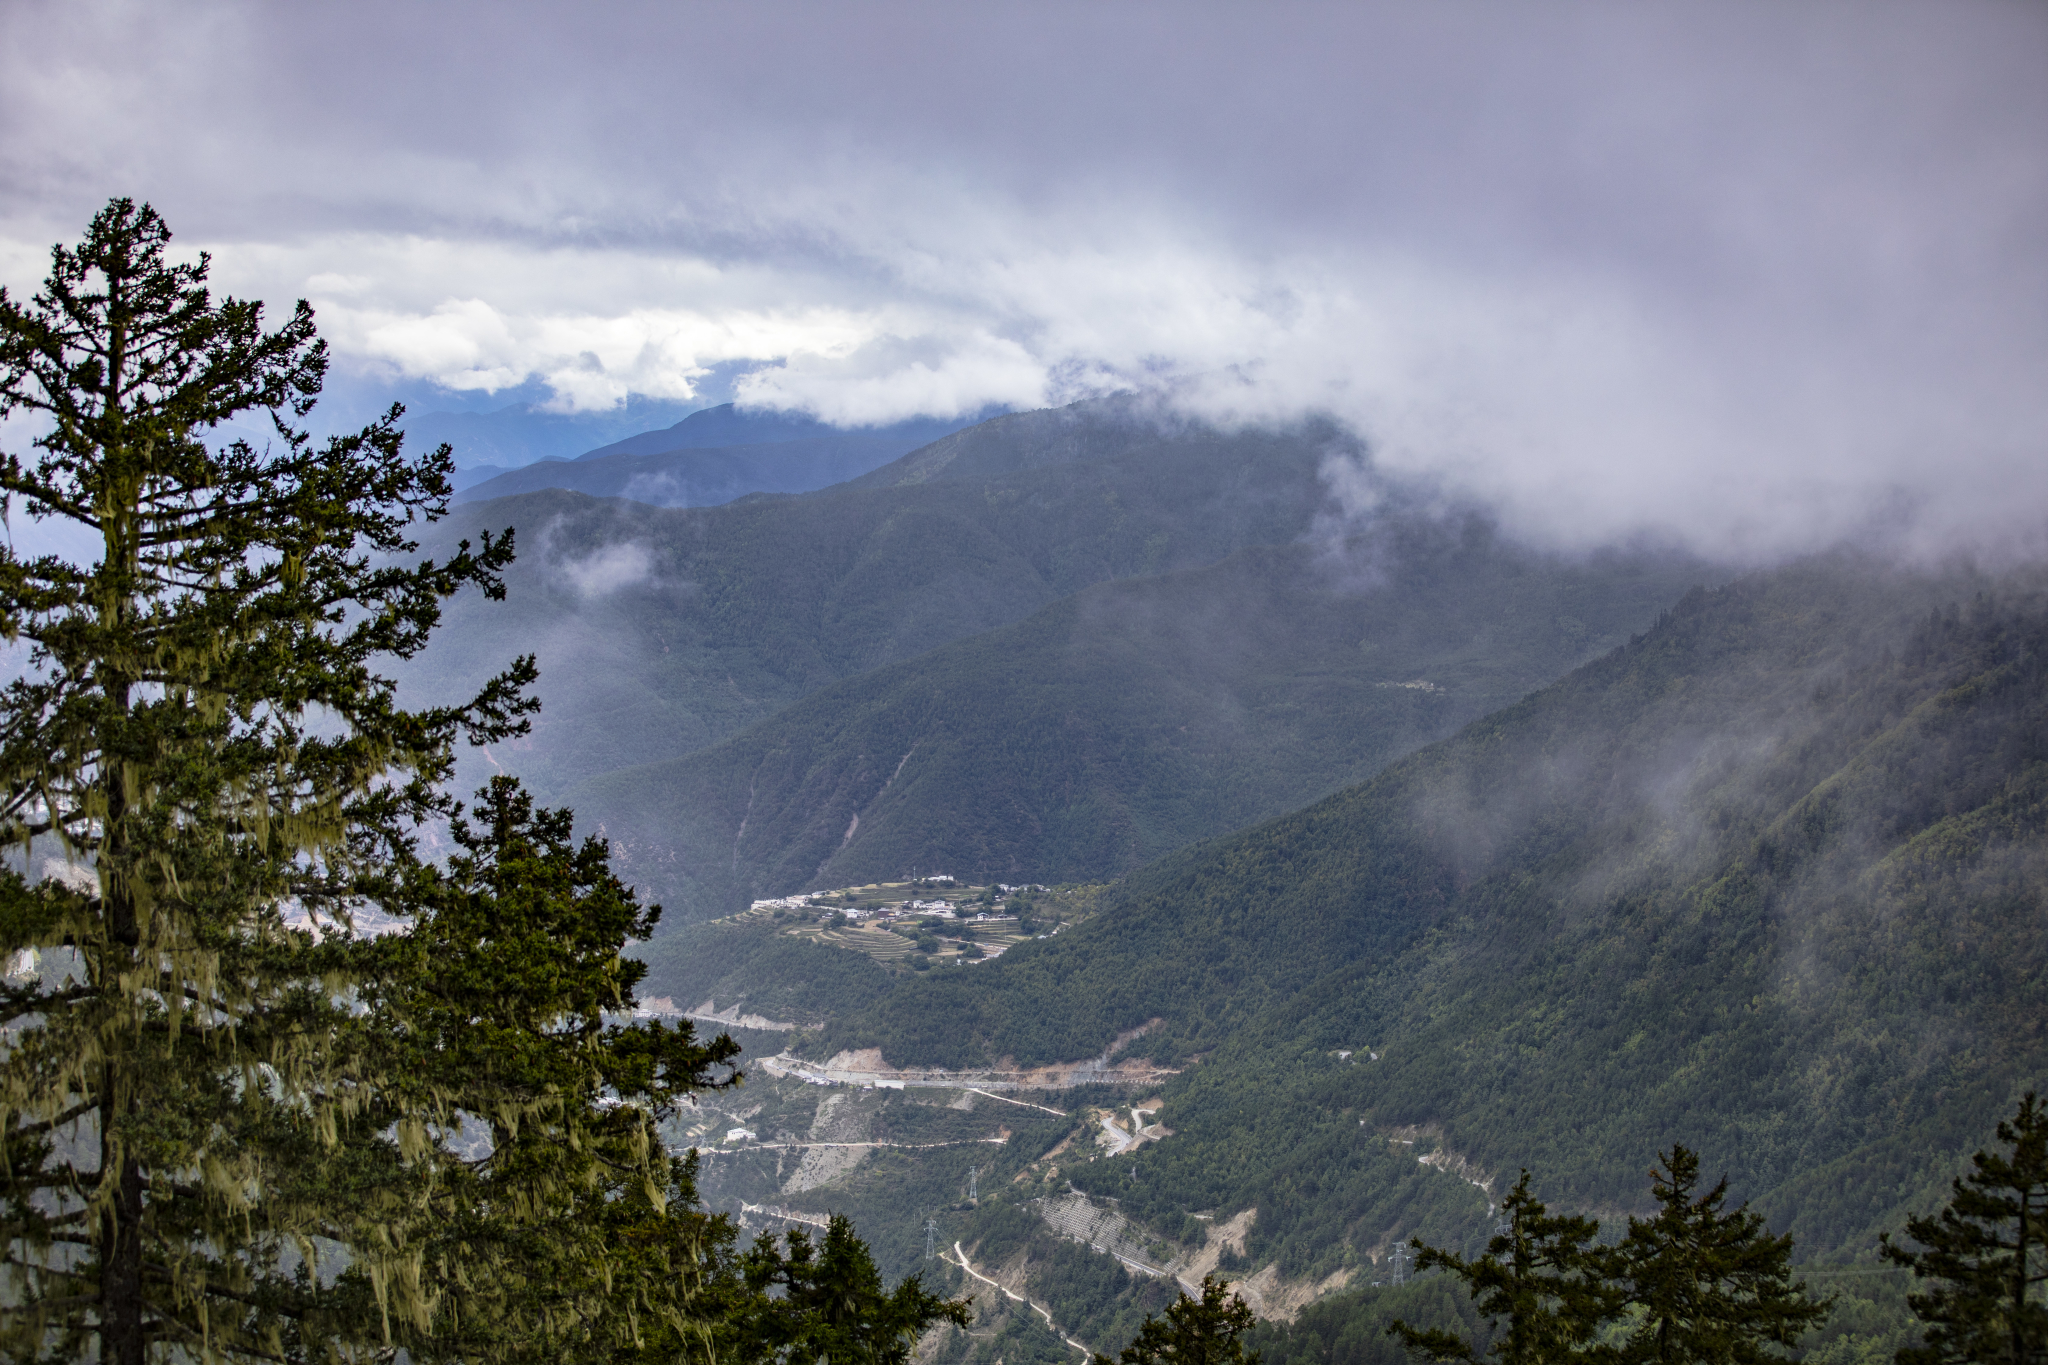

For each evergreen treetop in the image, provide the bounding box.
[738,1213,971,1365]
[1102,1274,1260,1365]
[1617,1146,1830,1365]
[1390,1170,1624,1365]
[1391,1149,1826,1365]
[1882,1092,2048,1365]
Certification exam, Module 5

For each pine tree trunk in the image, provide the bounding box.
[98,902,146,1365]
[100,627,144,1361]
[95,285,148,1363]
[2013,1195,2031,1365]
[99,877,145,1364]
[99,1103,146,1365]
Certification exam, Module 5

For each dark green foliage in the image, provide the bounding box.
[1060,1055,1491,1281]
[368,776,733,1110]
[1257,1279,1490,1365]
[1793,1276,1919,1365]
[738,1214,971,1365]
[345,776,745,1363]
[1615,1147,1829,1365]
[1389,1172,1620,1365]
[1098,1275,1260,1365]
[1032,1237,1165,1349]
[952,1307,1082,1365]
[1390,1150,1824,1365]
[1882,1093,2048,1365]
[965,1202,1046,1268]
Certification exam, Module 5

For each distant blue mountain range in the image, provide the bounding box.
[573,405,973,461]
[399,396,699,475]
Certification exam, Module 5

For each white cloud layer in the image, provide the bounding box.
[556,541,657,600]
[1,0,2043,560]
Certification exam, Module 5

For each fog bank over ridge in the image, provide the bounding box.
[1,0,2042,560]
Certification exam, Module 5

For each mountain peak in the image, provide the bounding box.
[574,403,832,460]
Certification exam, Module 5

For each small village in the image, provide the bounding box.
[740,876,1097,971]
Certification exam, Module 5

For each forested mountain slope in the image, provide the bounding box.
[576,401,975,461]
[784,556,2047,1264]
[591,518,1710,919]
[401,402,1341,802]
[454,403,986,506]
[840,397,1205,490]
[452,433,924,507]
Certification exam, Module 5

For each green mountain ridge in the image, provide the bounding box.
[451,432,927,507]
[660,555,2045,1288]
[837,397,1202,490]
[596,519,1714,920]
[400,393,2045,1322]
[453,400,994,505]
[577,402,979,461]
[400,402,1343,805]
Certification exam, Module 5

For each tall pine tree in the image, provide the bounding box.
[0,198,532,1362]
[0,198,970,1364]
[1390,1171,1624,1365]
[1391,1153,1828,1365]
[1882,1093,2048,1365]
[1618,1146,1829,1365]
[737,1214,971,1365]
[1099,1274,1259,1365]
[337,776,968,1365]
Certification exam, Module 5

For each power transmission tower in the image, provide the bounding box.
[925,1217,939,1260]
[1388,1242,1414,1286]
[968,1166,979,1202]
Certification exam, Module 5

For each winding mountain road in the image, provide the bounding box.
[948,1241,1093,1358]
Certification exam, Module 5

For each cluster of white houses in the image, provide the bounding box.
[749,892,965,919]
[748,893,825,912]
[747,879,1049,921]
[752,894,1021,926]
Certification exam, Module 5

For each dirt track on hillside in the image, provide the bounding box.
[761,1021,1177,1091]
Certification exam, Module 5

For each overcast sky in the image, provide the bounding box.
[2,0,2044,559]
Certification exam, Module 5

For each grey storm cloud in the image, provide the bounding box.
[1,0,2044,559]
